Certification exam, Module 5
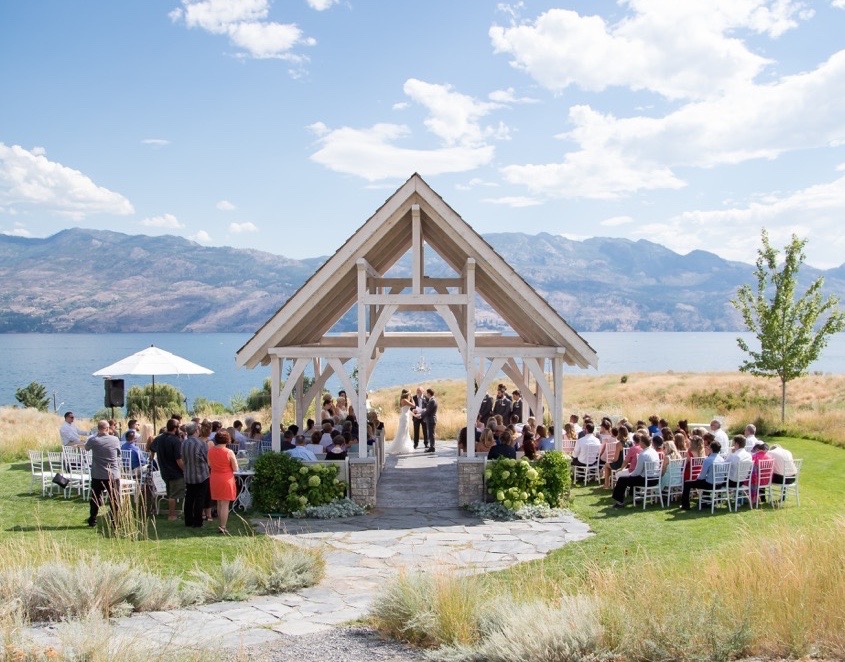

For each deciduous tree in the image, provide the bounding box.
[731,229,845,421]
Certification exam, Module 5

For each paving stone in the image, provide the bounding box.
[271,620,333,636]
[216,627,284,649]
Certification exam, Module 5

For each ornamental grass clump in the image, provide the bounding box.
[252,452,347,515]
[484,451,571,511]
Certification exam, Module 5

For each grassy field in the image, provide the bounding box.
[373,435,845,659]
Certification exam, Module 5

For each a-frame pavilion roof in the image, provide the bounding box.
[236,174,597,371]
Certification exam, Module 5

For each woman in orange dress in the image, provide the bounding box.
[208,430,238,535]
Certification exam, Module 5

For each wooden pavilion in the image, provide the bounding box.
[236,174,597,464]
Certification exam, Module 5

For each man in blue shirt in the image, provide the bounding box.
[680,440,726,510]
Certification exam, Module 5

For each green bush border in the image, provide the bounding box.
[484,451,571,510]
[252,452,347,515]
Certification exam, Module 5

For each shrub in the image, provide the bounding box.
[191,396,229,416]
[252,452,347,515]
[126,383,185,423]
[246,378,272,411]
[14,382,50,412]
[484,452,571,511]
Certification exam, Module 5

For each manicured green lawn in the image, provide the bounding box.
[0,461,261,576]
[502,437,844,587]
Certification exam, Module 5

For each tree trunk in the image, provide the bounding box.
[781,378,786,423]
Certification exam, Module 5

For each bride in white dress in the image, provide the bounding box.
[387,389,415,454]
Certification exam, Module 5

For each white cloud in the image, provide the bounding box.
[0,143,134,219]
[140,213,184,229]
[229,221,258,233]
[306,0,338,9]
[141,138,170,147]
[2,222,33,238]
[638,173,845,268]
[216,199,236,211]
[402,79,502,146]
[189,230,212,242]
[481,195,542,207]
[502,49,845,199]
[392,102,410,111]
[170,0,313,61]
[456,177,499,190]
[600,215,635,227]
[488,87,538,104]
[834,0,845,9]
[490,2,812,101]
[309,79,506,181]
[309,123,494,181]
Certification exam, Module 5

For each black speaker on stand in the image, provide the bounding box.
[104,378,125,418]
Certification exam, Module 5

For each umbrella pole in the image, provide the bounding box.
[152,374,156,432]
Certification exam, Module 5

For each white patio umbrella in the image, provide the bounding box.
[93,345,213,430]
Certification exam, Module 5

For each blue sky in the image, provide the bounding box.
[2,1,844,267]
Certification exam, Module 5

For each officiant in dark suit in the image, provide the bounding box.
[423,388,438,453]
[412,387,428,449]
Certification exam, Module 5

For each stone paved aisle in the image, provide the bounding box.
[25,441,591,655]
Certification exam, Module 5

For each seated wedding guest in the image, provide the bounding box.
[611,434,660,508]
[287,434,318,462]
[563,423,578,442]
[524,416,537,436]
[602,426,627,488]
[280,429,296,451]
[476,428,496,454]
[620,432,643,475]
[319,421,334,447]
[121,419,140,442]
[677,419,691,441]
[232,420,250,446]
[652,435,666,465]
[660,426,674,441]
[324,435,347,460]
[518,426,534,452]
[727,435,752,485]
[569,414,582,437]
[743,423,760,450]
[303,419,316,436]
[683,434,706,481]
[680,440,726,510]
[120,430,147,471]
[306,431,324,455]
[536,425,554,451]
[750,441,772,503]
[522,436,539,460]
[673,432,688,453]
[487,430,517,460]
[598,419,614,444]
[60,411,85,447]
[247,421,263,440]
[571,421,601,467]
[768,443,797,486]
[647,415,660,436]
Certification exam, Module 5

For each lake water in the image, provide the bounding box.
[2,332,845,417]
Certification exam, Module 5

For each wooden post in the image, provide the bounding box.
[357,259,368,457]
[464,259,476,458]
[271,356,282,452]
[552,356,563,451]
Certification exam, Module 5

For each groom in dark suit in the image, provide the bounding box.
[423,388,438,453]
[412,387,428,449]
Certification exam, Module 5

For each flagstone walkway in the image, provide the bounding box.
[26,441,592,656]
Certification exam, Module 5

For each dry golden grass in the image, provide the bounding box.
[369,372,845,447]
[0,408,96,462]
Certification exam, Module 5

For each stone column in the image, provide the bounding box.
[349,457,378,508]
[457,457,486,506]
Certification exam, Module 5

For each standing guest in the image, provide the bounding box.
[198,421,213,448]
[710,419,729,447]
[680,440,726,510]
[493,389,512,423]
[422,388,438,453]
[148,419,184,521]
[181,422,209,528]
[321,395,337,423]
[208,430,238,535]
[510,390,525,423]
[232,420,250,448]
[138,423,155,449]
[287,434,318,461]
[487,430,517,460]
[743,424,760,451]
[60,412,85,447]
[611,434,659,508]
[247,421,263,440]
[477,389,494,427]
[85,420,121,527]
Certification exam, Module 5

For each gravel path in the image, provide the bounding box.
[238,626,426,661]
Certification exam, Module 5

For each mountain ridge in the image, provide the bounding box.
[3,227,843,334]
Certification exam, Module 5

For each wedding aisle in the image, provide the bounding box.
[377,439,459,509]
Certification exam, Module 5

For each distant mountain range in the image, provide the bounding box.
[3,227,844,333]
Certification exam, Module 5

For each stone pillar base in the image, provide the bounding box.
[457,457,486,506]
[349,457,378,508]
